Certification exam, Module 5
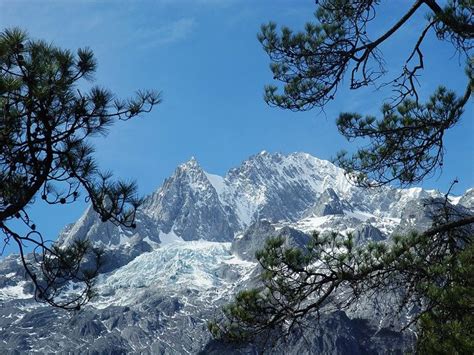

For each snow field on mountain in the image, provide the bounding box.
[94,241,256,308]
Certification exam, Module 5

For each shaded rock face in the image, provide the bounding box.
[231,219,275,260]
[353,224,385,245]
[311,187,347,216]
[201,311,413,355]
[0,151,472,354]
[231,220,310,261]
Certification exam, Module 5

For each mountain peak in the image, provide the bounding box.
[180,156,201,170]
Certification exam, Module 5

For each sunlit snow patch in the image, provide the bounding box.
[0,281,31,300]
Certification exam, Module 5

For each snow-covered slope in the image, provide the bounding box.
[1,151,472,354]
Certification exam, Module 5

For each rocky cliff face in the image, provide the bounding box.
[0,151,472,354]
[142,158,239,242]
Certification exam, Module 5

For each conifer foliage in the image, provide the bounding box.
[0,28,160,309]
[211,1,473,352]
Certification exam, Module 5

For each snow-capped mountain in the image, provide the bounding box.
[58,151,451,252]
[0,151,472,354]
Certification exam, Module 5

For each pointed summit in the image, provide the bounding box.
[180,156,201,171]
[142,154,238,242]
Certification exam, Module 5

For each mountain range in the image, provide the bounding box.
[0,151,472,354]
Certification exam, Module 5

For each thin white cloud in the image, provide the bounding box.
[134,18,196,48]
[155,0,237,5]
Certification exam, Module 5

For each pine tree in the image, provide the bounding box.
[0,28,161,309]
[210,1,473,352]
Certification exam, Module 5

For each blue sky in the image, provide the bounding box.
[1,0,473,254]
